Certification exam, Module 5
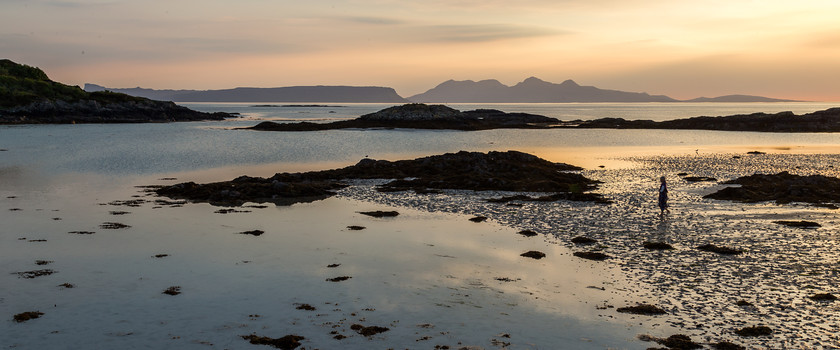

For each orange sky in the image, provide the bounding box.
[3,0,840,101]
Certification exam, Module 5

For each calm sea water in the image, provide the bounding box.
[1,102,838,180]
[2,102,839,349]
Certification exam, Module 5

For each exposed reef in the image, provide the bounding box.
[155,150,604,206]
[704,171,840,206]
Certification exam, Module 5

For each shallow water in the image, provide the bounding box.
[2,102,840,348]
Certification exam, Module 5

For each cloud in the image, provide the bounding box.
[416,23,564,43]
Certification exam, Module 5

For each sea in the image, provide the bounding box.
[2,101,839,349]
[2,102,839,180]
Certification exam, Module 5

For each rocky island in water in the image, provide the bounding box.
[155,150,608,206]
[0,59,230,124]
[247,103,840,133]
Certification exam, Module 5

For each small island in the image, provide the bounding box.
[155,150,605,206]
[0,59,231,124]
[246,103,561,131]
[245,103,840,133]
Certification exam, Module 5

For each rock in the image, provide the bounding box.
[734,325,772,337]
[346,225,366,230]
[99,222,130,229]
[520,251,546,259]
[468,216,487,222]
[156,151,604,206]
[704,172,840,206]
[350,324,389,337]
[696,244,743,255]
[241,334,305,349]
[643,242,674,250]
[238,230,264,236]
[246,103,561,131]
[15,269,56,279]
[683,176,717,182]
[659,334,702,349]
[573,251,609,261]
[809,293,837,301]
[616,304,667,315]
[576,108,840,132]
[13,311,44,323]
[711,341,746,350]
[326,276,351,282]
[571,236,597,244]
[295,304,316,311]
[774,220,821,228]
[359,210,399,218]
[517,230,538,237]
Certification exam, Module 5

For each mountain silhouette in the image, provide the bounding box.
[84,84,408,103]
[408,77,678,103]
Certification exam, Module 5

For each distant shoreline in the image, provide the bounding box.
[246,104,840,133]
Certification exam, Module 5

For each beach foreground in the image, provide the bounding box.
[3,148,840,349]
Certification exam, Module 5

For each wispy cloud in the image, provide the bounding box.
[416,23,563,43]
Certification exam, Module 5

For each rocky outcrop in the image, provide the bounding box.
[155,150,603,206]
[247,103,560,131]
[246,103,840,133]
[704,172,840,206]
[0,59,230,124]
[577,108,840,132]
[1,98,229,124]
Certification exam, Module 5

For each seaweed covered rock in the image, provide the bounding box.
[241,334,305,349]
[616,304,667,315]
[156,151,604,206]
[704,172,840,206]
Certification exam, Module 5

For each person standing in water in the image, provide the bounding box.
[658,176,669,213]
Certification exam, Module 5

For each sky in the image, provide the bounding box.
[2,0,840,101]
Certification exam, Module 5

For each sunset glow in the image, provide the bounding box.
[3,0,839,100]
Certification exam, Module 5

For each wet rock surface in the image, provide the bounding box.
[334,152,840,348]
[155,151,603,206]
[13,311,44,323]
[573,251,609,261]
[350,324,390,337]
[773,220,821,228]
[616,304,667,315]
[696,244,744,255]
[359,210,399,218]
[519,250,546,259]
[704,171,840,206]
[734,325,772,337]
[241,334,305,349]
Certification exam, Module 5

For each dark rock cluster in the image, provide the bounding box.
[155,151,603,206]
[704,171,840,206]
[1,98,229,124]
[247,103,560,131]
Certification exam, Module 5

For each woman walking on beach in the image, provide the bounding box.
[658,176,669,213]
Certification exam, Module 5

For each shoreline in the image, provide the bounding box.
[3,142,840,348]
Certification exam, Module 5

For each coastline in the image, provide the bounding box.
[2,118,840,348]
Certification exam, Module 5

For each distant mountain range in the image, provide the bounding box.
[83,84,408,103]
[86,77,798,103]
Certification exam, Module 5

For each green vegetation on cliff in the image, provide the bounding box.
[0,59,145,109]
[0,59,228,123]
